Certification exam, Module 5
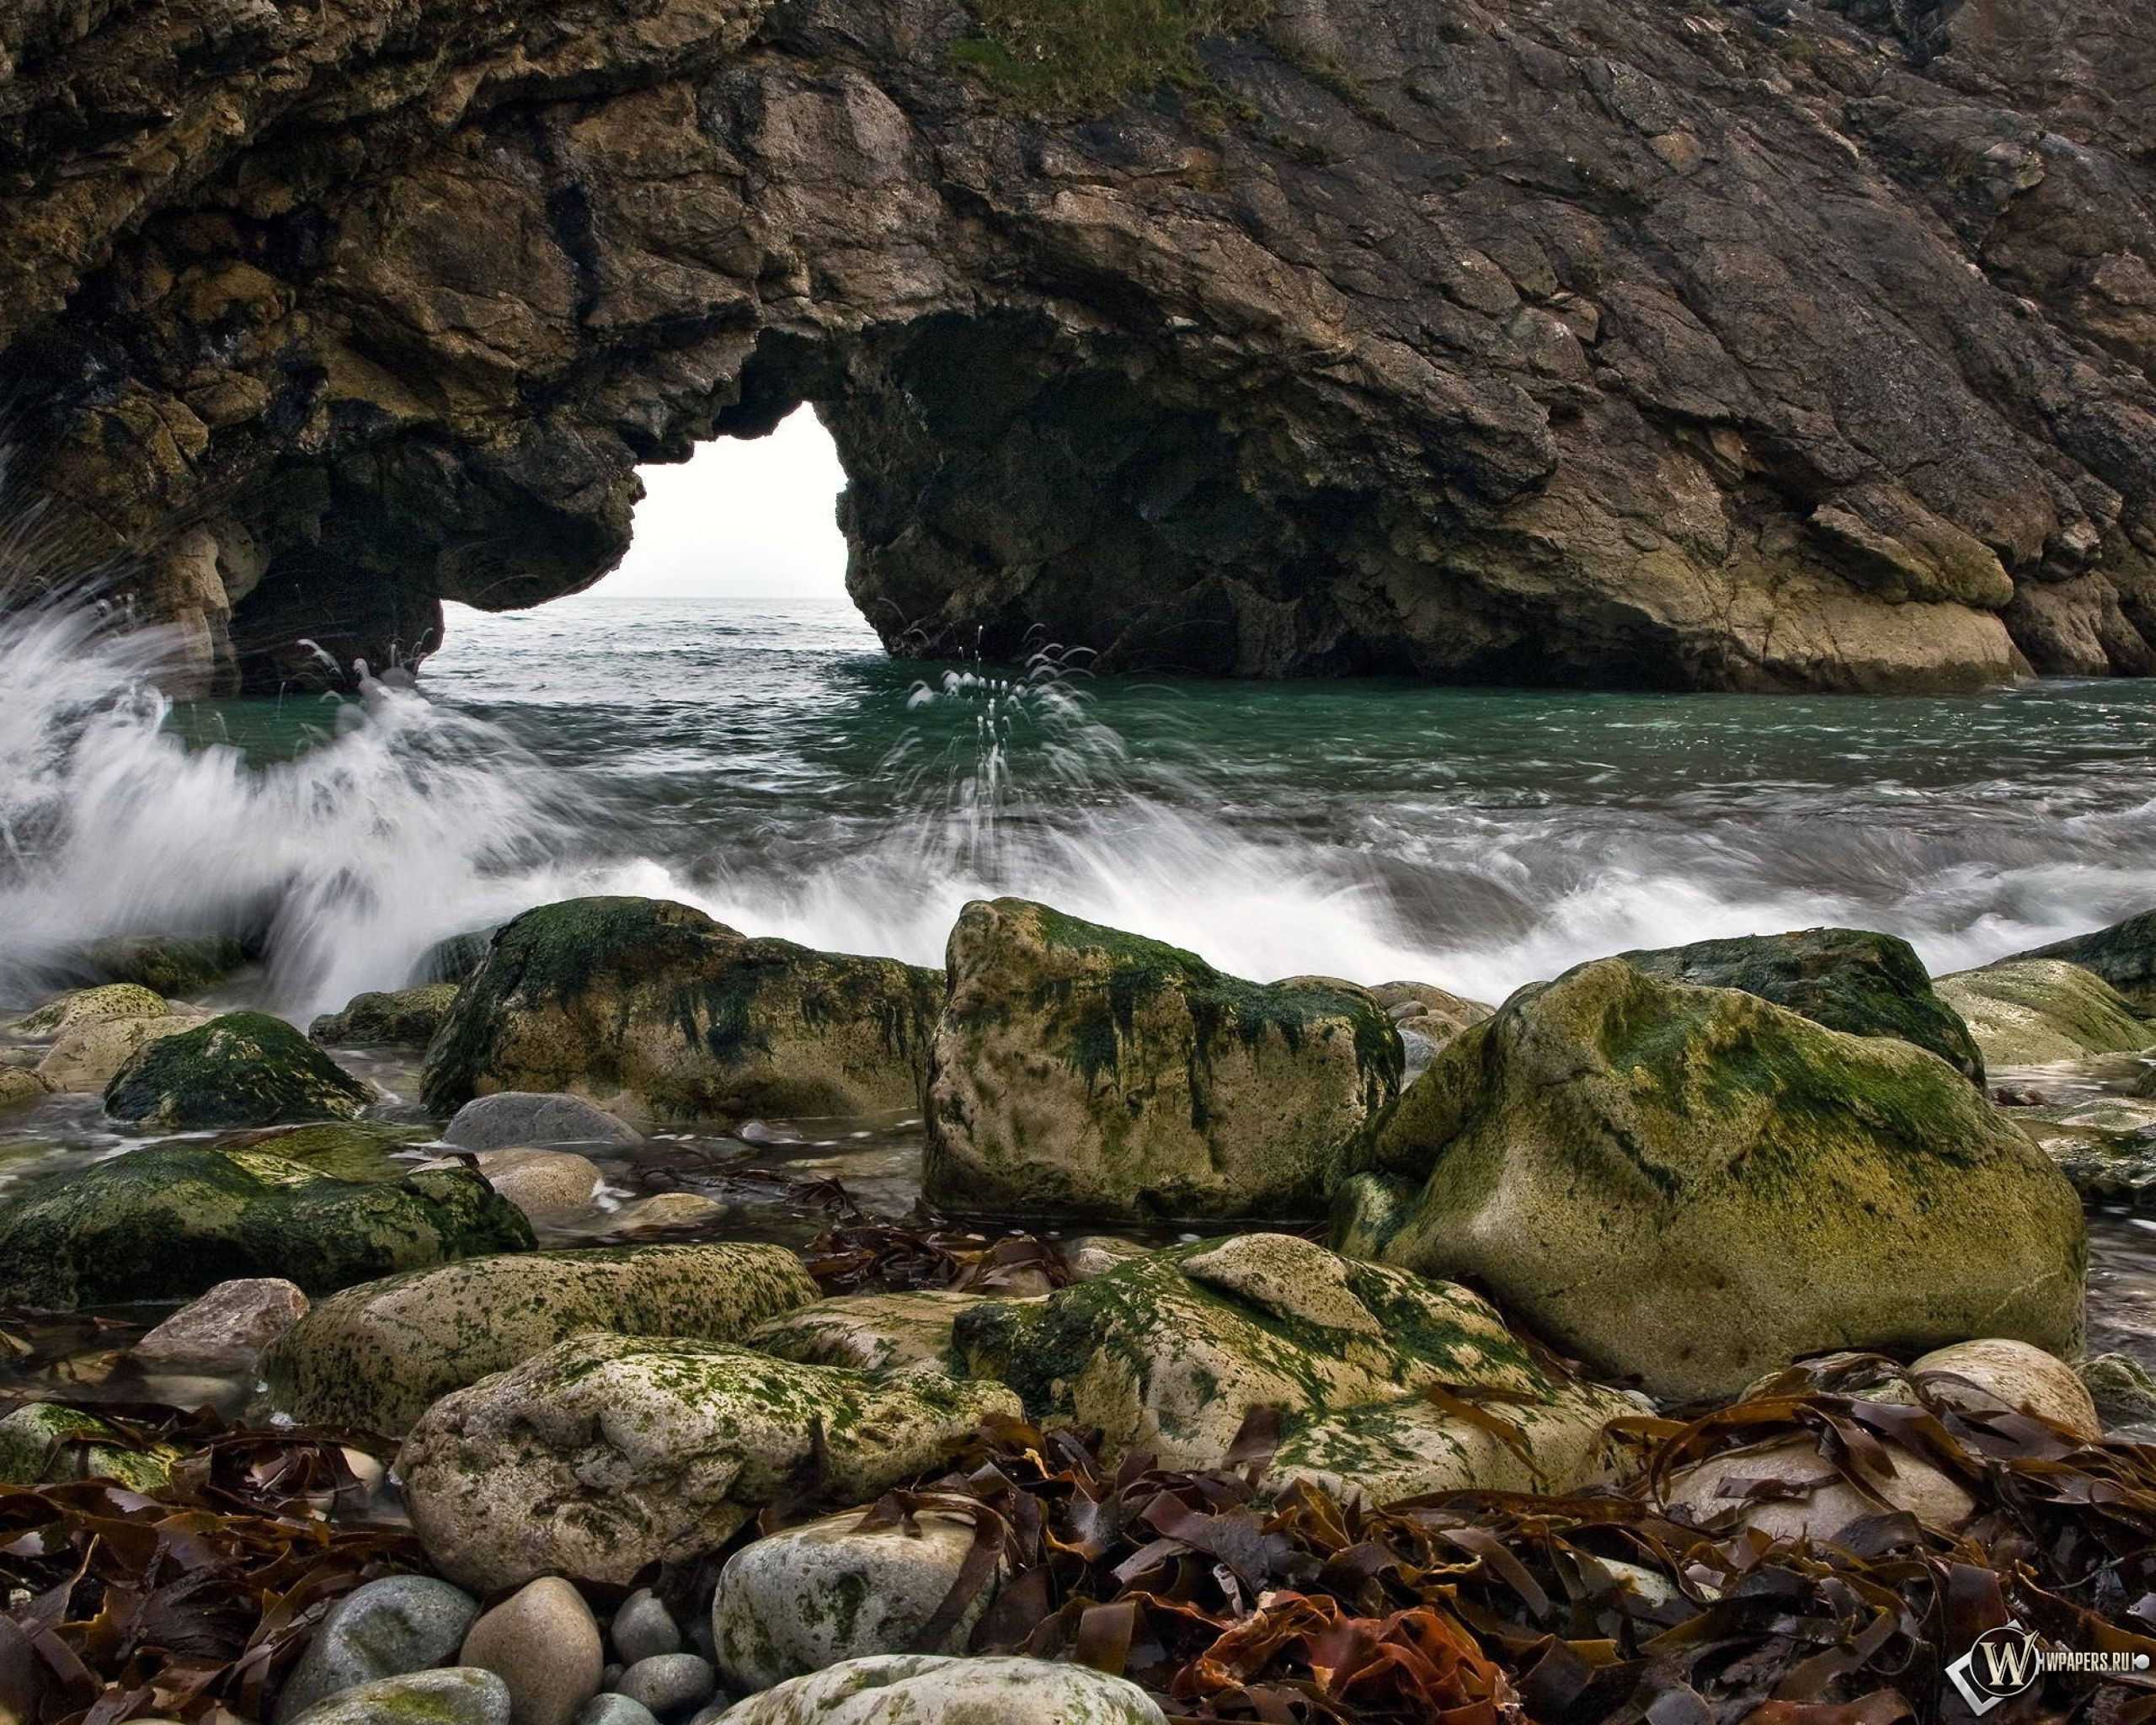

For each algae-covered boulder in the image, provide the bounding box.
[0,1067,47,1111]
[924,900,1400,1221]
[744,1290,992,1376]
[104,1012,374,1129]
[13,982,172,1039]
[265,1243,820,1434]
[2010,908,2156,1008]
[73,933,250,997]
[1353,959,2086,1402]
[954,1232,1633,1498]
[312,984,461,1048]
[398,1334,1018,1590]
[0,1142,533,1307]
[0,1402,182,1493]
[421,898,944,1125]
[713,1655,1166,1725]
[1621,927,1984,1081]
[1935,959,2153,1066]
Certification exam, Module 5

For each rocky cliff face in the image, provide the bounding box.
[2,0,2151,693]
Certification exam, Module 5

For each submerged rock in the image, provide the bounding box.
[312,984,461,1047]
[104,1011,374,1130]
[1352,959,2086,1402]
[273,1576,483,1725]
[1935,958,2153,1066]
[442,1091,644,1150]
[2083,1353,2156,1431]
[422,899,942,1126]
[267,1243,819,1434]
[711,1653,1165,1724]
[400,1335,1017,1591]
[954,1232,1633,1498]
[416,1147,603,1221]
[744,1290,990,1376]
[0,1143,532,1307]
[1621,927,1984,1081]
[2006,1106,2156,1208]
[924,900,1400,1220]
[134,1276,310,1375]
[0,1067,48,1111]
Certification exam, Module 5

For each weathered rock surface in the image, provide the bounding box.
[423,899,942,1125]
[1351,959,2086,1402]
[286,1669,512,1725]
[1908,1338,2100,1439]
[266,1243,818,1434]
[442,1091,645,1151]
[925,900,1399,1220]
[2009,1104,2156,1209]
[744,1290,989,1376]
[13,983,173,1039]
[1621,927,1983,1081]
[712,1653,1165,1724]
[2011,910,2156,1008]
[0,1142,533,1308]
[955,1232,1634,1498]
[7,0,2154,697]
[105,1012,375,1129]
[415,1147,605,1221]
[461,1578,606,1725]
[36,1010,214,1092]
[312,984,462,1048]
[273,1576,483,1725]
[134,1276,310,1375]
[399,1335,1018,1590]
[1662,1432,1975,1545]
[1936,958,2153,1065]
[0,1068,48,1111]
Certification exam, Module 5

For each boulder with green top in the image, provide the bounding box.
[13,982,172,1039]
[398,1333,1019,1590]
[265,1243,820,1434]
[2009,909,2156,1008]
[953,1232,1635,1498]
[1350,958,2086,1402]
[312,984,461,1048]
[923,900,1401,1221]
[1620,927,1984,1081]
[0,1402,181,1493]
[420,897,944,1125]
[104,1012,374,1130]
[1935,959,2153,1066]
[0,1141,533,1307]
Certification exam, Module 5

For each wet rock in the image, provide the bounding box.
[2010,910,2156,1009]
[955,1232,1635,1491]
[0,1067,47,1111]
[422,899,942,1126]
[0,1143,532,1307]
[1935,958,2153,1065]
[601,1193,728,1236]
[610,1592,681,1665]
[134,1276,309,1375]
[1353,959,2087,1402]
[2083,1353,2156,1431]
[273,1575,483,1724]
[312,984,461,1048]
[36,1011,212,1092]
[72,935,250,998]
[578,1701,659,1725]
[1062,1236,1153,1281]
[1369,981,1495,1048]
[1662,1434,1975,1544]
[413,1148,602,1220]
[1907,1338,2100,1439]
[461,1579,605,1725]
[400,1335,1018,1590]
[414,930,498,987]
[265,1242,818,1434]
[14,983,171,1038]
[2011,1111,2156,1208]
[286,1669,511,1725]
[744,1290,989,1375]
[711,1654,1165,1724]
[615,1655,714,1717]
[443,1092,643,1151]
[0,1403,180,1493]
[1621,927,1984,1081]
[104,1011,374,1130]
[925,900,1399,1220]
[711,1510,997,1692]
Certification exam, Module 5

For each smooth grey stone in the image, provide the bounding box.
[286,1669,510,1725]
[611,1590,681,1665]
[683,1707,728,1725]
[275,1576,481,1723]
[443,1092,643,1151]
[578,1697,659,1725]
[614,1654,714,1717]
[600,1666,623,1694]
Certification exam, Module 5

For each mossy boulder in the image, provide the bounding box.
[744,1290,993,1376]
[1351,958,2086,1402]
[36,1010,212,1092]
[398,1334,1019,1591]
[420,898,944,1125]
[1620,927,1983,1081]
[411,928,497,986]
[312,984,460,1048]
[953,1232,1635,1497]
[923,900,1401,1221]
[0,1402,182,1493]
[265,1243,820,1434]
[13,982,171,1039]
[2010,907,2156,1008]
[71,933,249,997]
[104,1011,374,1129]
[0,1142,534,1308]
[0,1068,48,1112]
[1935,958,2153,1066]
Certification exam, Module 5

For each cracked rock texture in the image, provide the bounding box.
[3,0,2152,692]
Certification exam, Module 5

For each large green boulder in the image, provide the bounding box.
[953,1232,1634,1499]
[399,1335,1018,1591]
[265,1243,820,1434]
[420,898,943,1125]
[1621,926,1983,1081]
[1935,958,2153,1066]
[310,984,460,1048]
[923,900,1401,1220]
[104,1012,373,1129]
[1345,959,2085,1402]
[2010,908,2156,1008]
[0,1141,534,1308]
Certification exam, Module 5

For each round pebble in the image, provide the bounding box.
[611,1589,682,1664]
[576,1697,659,1725]
[460,1577,604,1725]
[614,1653,715,1717]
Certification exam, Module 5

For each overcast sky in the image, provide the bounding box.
[597,406,851,598]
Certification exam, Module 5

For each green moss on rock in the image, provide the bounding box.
[1935,958,2154,1066]
[311,984,460,1048]
[0,1402,180,1492]
[104,1011,373,1130]
[949,0,1271,120]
